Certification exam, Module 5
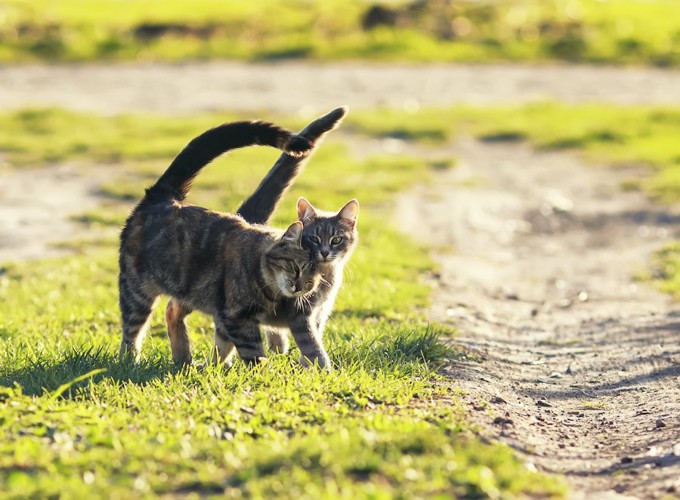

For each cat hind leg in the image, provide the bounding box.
[165,298,193,366]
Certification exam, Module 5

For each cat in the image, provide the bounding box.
[263,197,359,360]
[118,119,325,367]
[239,107,359,367]
[163,107,357,371]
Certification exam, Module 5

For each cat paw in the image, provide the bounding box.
[299,354,332,372]
[172,355,193,367]
[242,356,269,367]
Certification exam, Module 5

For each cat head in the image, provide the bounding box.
[264,221,321,299]
[296,197,359,266]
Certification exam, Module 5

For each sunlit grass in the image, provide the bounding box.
[0,106,566,497]
[1,0,679,66]
[646,242,680,299]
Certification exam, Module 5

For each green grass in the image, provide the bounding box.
[645,242,680,299]
[0,108,246,167]
[0,108,565,497]
[1,0,680,66]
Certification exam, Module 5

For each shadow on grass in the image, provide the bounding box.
[330,325,455,375]
[0,345,173,397]
[1,325,459,398]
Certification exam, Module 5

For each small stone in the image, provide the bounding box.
[536,400,552,408]
[493,416,513,426]
[621,456,633,464]
[491,396,507,404]
[655,419,666,428]
[549,371,563,379]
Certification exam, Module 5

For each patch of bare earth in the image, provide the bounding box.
[397,138,680,498]
[3,62,680,114]
[0,163,109,262]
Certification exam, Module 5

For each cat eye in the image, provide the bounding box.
[308,236,321,244]
[330,236,343,245]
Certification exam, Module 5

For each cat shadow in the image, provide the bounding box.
[0,345,175,398]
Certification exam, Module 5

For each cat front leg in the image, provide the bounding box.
[212,319,237,368]
[216,313,267,366]
[119,276,159,362]
[288,316,331,372]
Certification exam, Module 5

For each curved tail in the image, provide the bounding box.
[147,121,314,201]
[237,106,348,224]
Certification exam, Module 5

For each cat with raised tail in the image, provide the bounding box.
[240,107,359,370]
[264,196,359,366]
[118,119,323,367]
[163,107,357,371]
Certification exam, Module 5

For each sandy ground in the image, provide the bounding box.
[397,138,680,498]
[0,163,106,262]
[1,62,679,498]
[3,62,680,115]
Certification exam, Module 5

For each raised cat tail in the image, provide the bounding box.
[237,106,348,224]
[147,121,314,202]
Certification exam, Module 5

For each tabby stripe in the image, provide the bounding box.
[254,268,278,302]
[214,326,231,341]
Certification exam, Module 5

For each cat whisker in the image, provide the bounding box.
[344,262,356,285]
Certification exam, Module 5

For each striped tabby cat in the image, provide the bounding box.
[264,197,359,360]
[118,120,323,367]
[161,107,357,371]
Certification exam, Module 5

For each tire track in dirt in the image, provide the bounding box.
[397,138,680,498]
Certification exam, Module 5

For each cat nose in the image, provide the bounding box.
[320,250,329,259]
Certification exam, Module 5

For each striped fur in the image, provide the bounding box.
[118,120,321,366]
[237,106,348,224]
[264,197,359,369]
[235,110,358,371]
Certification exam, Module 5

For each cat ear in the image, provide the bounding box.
[297,197,317,223]
[337,199,359,229]
[282,221,304,244]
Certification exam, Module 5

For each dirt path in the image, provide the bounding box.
[2,62,680,497]
[397,138,680,498]
[3,62,680,115]
[0,163,106,263]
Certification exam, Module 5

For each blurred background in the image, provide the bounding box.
[1,0,679,65]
